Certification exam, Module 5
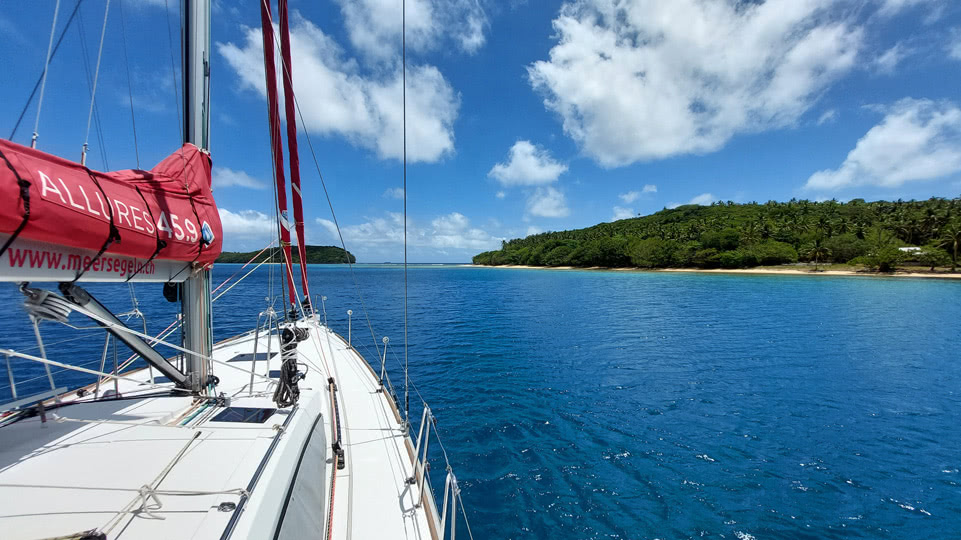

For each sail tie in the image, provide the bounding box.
[0,148,32,259]
[71,170,121,283]
[126,186,167,282]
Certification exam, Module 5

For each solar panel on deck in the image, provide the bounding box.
[227,352,276,363]
[210,407,277,423]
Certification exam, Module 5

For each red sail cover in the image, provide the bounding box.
[0,139,222,267]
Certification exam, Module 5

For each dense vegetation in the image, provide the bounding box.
[218,245,355,264]
[474,198,961,272]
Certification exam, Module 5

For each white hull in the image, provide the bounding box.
[0,318,438,539]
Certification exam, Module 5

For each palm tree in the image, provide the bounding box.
[804,237,831,271]
[939,221,961,272]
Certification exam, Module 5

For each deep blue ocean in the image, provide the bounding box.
[2,265,960,539]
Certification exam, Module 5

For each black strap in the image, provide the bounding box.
[71,169,121,283]
[167,177,208,283]
[126,186,167,281]
[0,147,32,259]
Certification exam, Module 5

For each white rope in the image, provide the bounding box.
[99,431,200,535]
[0,482,248,498]
[32,0,61,149]
[82,0,111,165]
[50,414,284,431]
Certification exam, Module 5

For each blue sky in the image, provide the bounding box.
[3,0,961,262]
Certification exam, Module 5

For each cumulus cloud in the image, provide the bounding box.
[618,185,657,204]
[488,140,567,186]
[527,0,863,167]
[219,208,276,250]
[218,15,459,163]
[213,167,266,189]
[526,186,570,218]
[495,190,506,199]
[336,0,487,61]
[805,98,961,190]
[611,206,635,221]
[315,212,501,253]
[383,187,405,199]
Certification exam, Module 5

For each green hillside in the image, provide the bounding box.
[473,198,961,272]
[218,245,356,264]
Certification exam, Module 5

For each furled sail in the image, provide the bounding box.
[0,140,222,282]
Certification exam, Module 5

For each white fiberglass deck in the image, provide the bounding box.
[0,317,436,539]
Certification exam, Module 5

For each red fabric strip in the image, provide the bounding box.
[260,0,297,307]
[279,0,311,300]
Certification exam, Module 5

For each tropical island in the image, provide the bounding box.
[473,198,961,274]
[217,245,356,264]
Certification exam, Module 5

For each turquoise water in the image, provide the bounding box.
[2,265,960,539]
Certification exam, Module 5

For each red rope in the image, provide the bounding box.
[278,0,311,301]
[259,0,297,308]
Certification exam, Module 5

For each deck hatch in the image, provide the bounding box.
[210,407,277,423]
[227,352,277,363]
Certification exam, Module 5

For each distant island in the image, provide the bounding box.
[474,198,961,274]
[218,245,356,264]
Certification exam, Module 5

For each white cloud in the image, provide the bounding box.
[874,43,907,74]
[488,140,567,186]
[805,98,961,190]
[336,0,487,61]
[219,208,276,250]
[315,212,501,253]
[618,184,657,204]
[218,16,458,163]
[383,187,405,199]
[526,226,542,236]
[949,31,961,61]
[817,109,838,125]
[528,0,863,167]
[213,167,266,189]
[611,206,635,221]
[877,0,937,16]
[619,191,641,204]
[526,186,570,218]
[495,190,506,199]
[689,193,717,206]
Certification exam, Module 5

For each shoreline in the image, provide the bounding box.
[468,264,961,280]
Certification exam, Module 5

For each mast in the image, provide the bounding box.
[181,0,211,392]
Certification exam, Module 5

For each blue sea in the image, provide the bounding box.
[2,265,960,539]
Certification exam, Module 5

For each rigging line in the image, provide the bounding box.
[75,5,110,170]
[28,294,273,382]
[10,0,84,141]
[212,256,272,303]
[259,13,383,361]
[31,0,61,149]
[163,0,183,145]
[117,0,140,169]
[0,349,191,395]
[402,0,410,429]
[81,0,111,167]
[212,240,277,294]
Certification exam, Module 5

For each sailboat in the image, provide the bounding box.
[0,1,470,538]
